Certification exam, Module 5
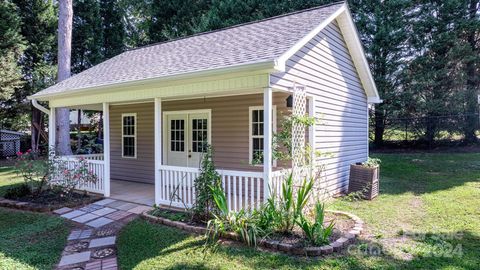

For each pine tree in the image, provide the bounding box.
[461,0,479,143]
[0,1,25,104]
[100,0,126,59]
[10,0,56,148]
[56,0,73,155]
[405,0,470,145]
[348,0,410,146]
[72,0,103,73]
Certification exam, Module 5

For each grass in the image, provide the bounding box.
[0,164,71,270]
[117,153,480,269]
[0,165,23,197]
[0,208,70,270]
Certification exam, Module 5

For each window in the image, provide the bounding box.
[122,113,136,158]
[191,118,208,153]
[249,106,276,164]
[170,119,185,152]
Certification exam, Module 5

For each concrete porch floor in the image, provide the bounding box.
[110,179,155,206]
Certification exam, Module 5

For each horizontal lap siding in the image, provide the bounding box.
[163,93,290,171]
[109,94,290,184]
[270,20,368,196]
[110,103,155,183]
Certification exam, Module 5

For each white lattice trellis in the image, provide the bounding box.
[291,84,307,181]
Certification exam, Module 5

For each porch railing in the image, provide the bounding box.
[55,154,105,194]
[158,165,288,211]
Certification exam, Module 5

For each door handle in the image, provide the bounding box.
[188,154,192,158]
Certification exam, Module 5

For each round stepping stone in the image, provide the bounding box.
[65,241,89,253]
[92,248,115,259]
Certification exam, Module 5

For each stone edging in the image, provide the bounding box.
[141,209,364,256]
[0,195,101,213]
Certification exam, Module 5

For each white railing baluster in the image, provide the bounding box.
[157,165,270,211]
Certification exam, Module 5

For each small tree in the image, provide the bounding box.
[192,145,222,222]
[14,149,49,196]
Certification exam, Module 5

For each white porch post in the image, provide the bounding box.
[308,96,316,164]
[103,102,111,197]
[263,87,273,202]
[48,106,56,153]
[154,97,162,205]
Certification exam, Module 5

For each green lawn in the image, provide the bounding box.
[0,165,23,197]
[117,153,480,270]
[0,208,70,270]
[0,165,70,270]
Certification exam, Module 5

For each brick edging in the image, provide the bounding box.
[141,210,364,256]
[0,196,102,213]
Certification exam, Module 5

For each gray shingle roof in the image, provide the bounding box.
[33,2,344,97]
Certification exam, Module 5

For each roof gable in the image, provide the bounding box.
[31,2,345,99]
[30,2,380,103]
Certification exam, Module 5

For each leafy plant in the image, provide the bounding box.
[192,145,222,222]
[4,184,31,199]
[362,157,381,168]
[50,156,98,198]
[277,173,314,233]
[296,202,334,246]
[205,184,261,251]
[14,149,49,196]
[272,114,316,163]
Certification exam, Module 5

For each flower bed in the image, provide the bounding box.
[0,191,102,212]
[141,208,364,256]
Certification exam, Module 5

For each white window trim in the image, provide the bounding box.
[248,106,277,166]
[121,113,137,159]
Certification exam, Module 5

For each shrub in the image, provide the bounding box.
[14,150,49,196]
[205,184,261,250]
[192,145,222,222]
[51,156,98,197]
[295,202,334,246]
[275,173,314,233]
[4,184,31,199]
[362,157,381,168]
[14,149,98,198]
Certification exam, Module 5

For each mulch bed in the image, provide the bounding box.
[142,208,364,256]
[266,212,355,249]
[0,191,102,212]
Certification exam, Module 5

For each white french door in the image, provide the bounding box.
[164,110,211,168]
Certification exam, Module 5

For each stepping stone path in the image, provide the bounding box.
[54,199,153,270]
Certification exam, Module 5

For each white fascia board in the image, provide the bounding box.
[28,59,278,101]
[367,97,383,104]
[274,3,347,71]
[336,7,381,102]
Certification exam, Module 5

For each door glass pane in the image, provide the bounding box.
[191,118,208,153]
[170,119,185,152]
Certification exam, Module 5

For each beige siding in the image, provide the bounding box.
[109,93,290,183]
[270,20,368,196]
[110,103,155,183]
[163,93,290,171]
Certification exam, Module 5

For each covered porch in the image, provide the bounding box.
[45,73,312,211]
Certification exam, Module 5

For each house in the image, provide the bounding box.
[29,2,381,208]
[0,130,24,157]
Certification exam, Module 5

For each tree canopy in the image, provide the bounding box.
[2,0,479,146]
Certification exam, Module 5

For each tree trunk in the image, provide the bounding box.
[56,0,73,155]
[463,0,479,143]
[374,105,385,147]
[77,109,82,153]
[31,105,41,152]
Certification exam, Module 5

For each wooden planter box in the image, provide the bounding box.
[348,164,379,200]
